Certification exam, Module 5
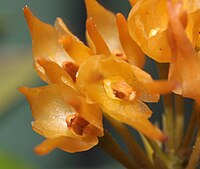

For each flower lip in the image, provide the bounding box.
[66,114,89,136]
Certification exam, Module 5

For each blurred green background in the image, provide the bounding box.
[0,0,132,168]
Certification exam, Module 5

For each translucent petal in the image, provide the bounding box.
[85,0,123,54]
[23,7,72,66]
[55,18,93,65]
[128,0,171,62]
[128,0,200,62]
[35,135,98,155]
[86,17,111,55]
[37,59,75,88]
[76,55,166,141]
[167,0,200,101]
[116,13,145,68]
[19,84,103,138]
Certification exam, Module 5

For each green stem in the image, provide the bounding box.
[98,130,139,169]
[186,128,200,169]
[147,138,169,169]
[106,116,154,169]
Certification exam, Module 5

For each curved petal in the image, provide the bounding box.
[167,0,200,101]
[116,13,145,68]
[23,7,72,66]
[86,17,111,55]
[128,0,171,62]
[55,18,93,65]
[77,71,166,141]
[77,55,159,103]
[85,0,123,54]
[185,9,200,47]
[19,84,77,138]
[37,59,75,89]
[35,135,98,155]
[19,84,103,139]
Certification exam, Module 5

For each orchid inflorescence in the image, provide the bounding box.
[20,0,200,168]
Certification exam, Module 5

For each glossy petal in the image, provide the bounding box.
[128,0,200,62]
[19,84,103,153]
[76,55,166,141]
[35,136,98,155]
[37,59,75,89]
[167,0,200,101]
[55,18,93,65]
[86,17,111,55]
[85,0,123,55]
[116,13,145,68]
[23,6,72,66]
[128,0,171,62]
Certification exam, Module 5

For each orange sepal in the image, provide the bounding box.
[35,135,98,155]
[36,58,75,88]
[55,18,93,65]
[85,0,123,54]
[167,0,200,101]
[116,13,145,68]
[86,17,111,55]
[127,0,171,62]
[23,6,72,66]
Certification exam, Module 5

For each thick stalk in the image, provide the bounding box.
[106,116,154,169]
[98,130,139,169]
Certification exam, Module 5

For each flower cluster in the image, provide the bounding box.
[20,0,200,157]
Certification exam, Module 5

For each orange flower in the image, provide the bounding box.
[23,6,92,81]
[167,0,200,101]
[19,60,103,154]
[85,0,145,68]
[128,0,200,62]
[76,54,172,141]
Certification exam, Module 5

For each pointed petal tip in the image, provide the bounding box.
[34,144,49,156]
[36,57,48,67]
[18,87,29,95]
[23,5,29,11]
[23,5,31,16]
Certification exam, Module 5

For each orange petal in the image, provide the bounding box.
[67,96,104,137]
[127,0,171,62]
[116,13,145,68]
[167,0,200,101]
[142,80,176,95]
[35,135,98,155]
[55,18,93,65]
[37,58,75,88]
[20,84,78,138]
[23,6,72,66]
[86,17,111,55]
[85,0,123,54]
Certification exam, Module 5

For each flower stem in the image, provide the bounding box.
[157,63,175,153]
[186,128,200,169]
[180,102,197,151]
[98,130,139,169]
[147,138,169,169]
[174,94,184,149]
[106,116,154,169]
